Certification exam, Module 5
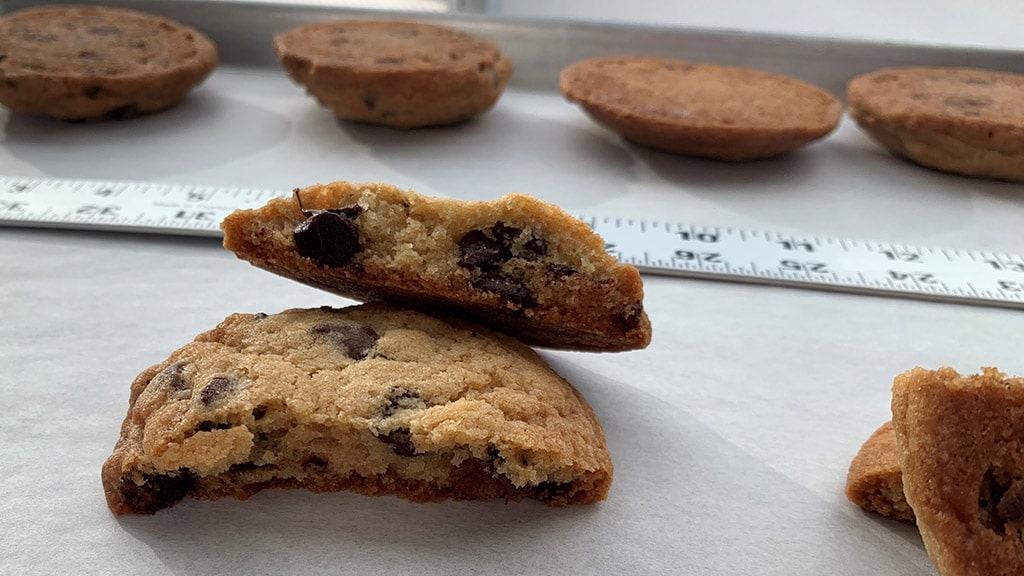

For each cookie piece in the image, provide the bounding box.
[847,67,1024,182]
[559,56,841,160]
[0,5,217,120]
[272,20,513,128]
[221,182,651,352]
[101,303,613,514]
[845,421,914,522]
[891,367,1024,576]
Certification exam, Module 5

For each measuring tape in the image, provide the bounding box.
[2,175,1023,310]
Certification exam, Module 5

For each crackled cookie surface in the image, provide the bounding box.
[848,67,1024,181]
[891,367,1024,576]
[845,421,914,522]
[273,20,512,128]
[221,182,650,352]
[0,5,217,120]
[101,303,613,514]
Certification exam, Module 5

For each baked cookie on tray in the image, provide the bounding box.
[0,5,217,120]
[272,20,513,128]
[221,182,651,352]
[844,421,914,522]
[891,367,1024,576]
[559,56,841,160]
[847,66,1024,182]
[102,303,613,514]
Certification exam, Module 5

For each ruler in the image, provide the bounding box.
[2,175,1023,310]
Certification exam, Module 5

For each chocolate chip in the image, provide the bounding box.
[536,481,574,502]
[293,211,360,268]
[0,54,7,64]
[105,104,141,120]
[978,468,1024,534]
[362,95,376,111]
[303,455,328,468]
[195,420,232,432]
[83,85,103,99]
[117,471,194,514]
[377,428,417,456]
[458,230,504,269]
[381,387,422,417]
[200,376,233,406]
[251,405,267,420]
[252,312,268,321]
[490,222,522,247]
[310,321,379,359]
[155,362,190,394]
[523,237,548,257]
[472,275,536,308]
[546,263,578,277]
[613,302,644,331]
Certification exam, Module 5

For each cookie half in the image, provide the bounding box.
[891,367,1024,576]
[273,20,513,128]
[102,303,613,514]
[845,421,914,522]
[847,67,1024,182]
[560,56,841,160]
[221,182,651,352]
[0,5,217,120]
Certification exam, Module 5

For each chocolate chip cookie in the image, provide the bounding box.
[560,56,841,160]
[221,182,651,352]
[845,421,914,522]
[102,303,613,514]
[272,20,513,128]
[0,5,217,120]
[847,67,1024,182]
[891,367,1024,576]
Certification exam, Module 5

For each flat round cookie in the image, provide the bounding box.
[559,56,841,160]
[101,303,613,514]
[273,20,513,128]
[221,181,651,352]
[847,67,1024,182]
[844,421,914,522]
[0,5,218,120]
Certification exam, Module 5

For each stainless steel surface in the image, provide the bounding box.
[4,0,1023,94]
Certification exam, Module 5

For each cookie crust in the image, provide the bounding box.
[0,5,217,120]
[845,421,914,522]
[847,67,1024,182]
[560,56,841,160]
[273,20,513,128]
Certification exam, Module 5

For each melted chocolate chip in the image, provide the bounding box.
[251,405,268,420]
[310,322,379,359]
[536,481,574,502]
[458,230,504,269]
[83,85,103,99]
[491,222,522,246]
[546,263,578,277]
[303,455,329,468]
[158,362,189,393]
[0,54,7,64]
[523,237,548,257]
[378,428,417,456]
[118,471,194,514]
[200,376,233,406]
[980,468,1024,534]
[381,387,422,417]
[613,302,644,331]
[293,211,360,268]
[472,276,536,308]
[252,312,268,321]
[195,420,231,432]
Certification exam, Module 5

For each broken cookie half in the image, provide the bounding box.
[220,181,651,352]
[102,303,613,514]
[891,367,1024,576]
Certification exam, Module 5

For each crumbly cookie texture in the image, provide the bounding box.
[559,56,841,160]
[845,421,914,523]
[102,303,613,515]
[891,367,1024,576]
[272,20,513,128]
[0,5,217,120]
[221,182,651,352]
[847,67,1024,182]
